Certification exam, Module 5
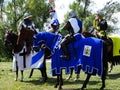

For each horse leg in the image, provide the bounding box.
[20,70,24,82]
[54,75,59,88]
[15,61,18,81]
[74,74,80,81]
[15,70,18,81]
[100,78,105,90]
[43,58,48,82]
[58,74,63,90]
[29,69,34,78]
[100,71,106,90]
[40,69,44,82]
[74,66,81,81]
[40,58,48,82]
[40,68,47,82]
[81,73,91,89]
[100,42,108,89]
[100,63,108,89]
[43,68,48,82]
[66,68,73,80]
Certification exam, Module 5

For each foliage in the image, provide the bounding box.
[70,0,91,19]
[60,0,93,34]
[61,0,120,33]
[26,0,50,31]
[4,0,49,32]
[0,21,12,59]
[101,1,120,33]
[0,0,120,59]
[0,0,50,58]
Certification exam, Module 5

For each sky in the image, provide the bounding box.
[55,0,120,24]
[54,0,120,33]
[4,0,120,32]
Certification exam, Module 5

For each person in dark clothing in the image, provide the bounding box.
[93,11,108,39]
[60,9,82,60]
[17,13,38,34]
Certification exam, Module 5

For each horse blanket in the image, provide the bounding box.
[31,32,59,69]
[31,50,44,69]
[31,32,103,77]
[13,45,32,71]
[109,35,120,56]
[51,35,103,76]
[78,37,103,76]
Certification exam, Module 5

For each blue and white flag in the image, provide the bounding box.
[31,50,44,69]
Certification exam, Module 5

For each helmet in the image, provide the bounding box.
[24,13,32,19]
[97,11,104,17]
[69,9,76,18]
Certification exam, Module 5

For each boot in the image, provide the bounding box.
[60,45,70,60]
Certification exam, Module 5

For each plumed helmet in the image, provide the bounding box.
[24,13,32,19]
[97,11,104,17]
[69,9,76,18]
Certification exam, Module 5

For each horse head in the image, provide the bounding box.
[4,30,25,53]
[33,31,59,51]
[4,30,18,47]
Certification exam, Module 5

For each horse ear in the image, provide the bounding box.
[5,29,13,35]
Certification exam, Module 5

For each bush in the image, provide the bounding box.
[0,57,12,62]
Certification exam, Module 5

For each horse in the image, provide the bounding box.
[4,28,34,81]
[33,31,108,90]
[4,29,52,82]
[82,31,120,73]
[29,41,52,82]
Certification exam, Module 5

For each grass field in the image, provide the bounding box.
[0,62,120,90]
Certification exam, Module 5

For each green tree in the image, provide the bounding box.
[61,0,92,31]
[101,1,120,33]
[4,0,49,32]
[0,0,50,59]
[27,0,49,30]
[69,0,92,31]
[62,0,120,33]
[0,0,4,21]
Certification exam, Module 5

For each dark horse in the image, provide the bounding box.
[4,29,51,82]
[4,28,34,81]
[33,31,108,90]
[82,31,120,73]
[29,41,52,82]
